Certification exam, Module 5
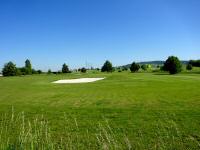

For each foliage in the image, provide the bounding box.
[189,60,200,67]
[2,61,17,76]
[163,56,182,74]
[62,63,70,73]
[48,69,52,74]
[80,67,87,73]
[122,66,128,71]
[186,64,193,70]
[141,64,147,71]
[130,62,140,72]
[147,64,152,69]
[37,70,42,74]
[16,68,22,76]
[101,60,113,72]
[32,69,38,74]
[25,59,32,75]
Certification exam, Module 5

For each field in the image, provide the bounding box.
[0,71,200,149]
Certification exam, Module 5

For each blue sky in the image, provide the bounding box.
[0,0,200,71]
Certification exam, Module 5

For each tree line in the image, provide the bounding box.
[2,59,42,76]
[1,56,199,76]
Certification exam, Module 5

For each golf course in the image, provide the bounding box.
[0,70,199,149]
[1,1,200,149]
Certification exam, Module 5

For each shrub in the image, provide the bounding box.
[122,67,128,71]
[101,60,113,72]
[48,69,52,74]
[62,63,70,73]
[141,64,147,71]
[32,69,38,74]
[163,56,182,74]
[186,64,193,70]
[2,61,17,76]
[57,71,62,74]
[25,59,32,75]
[189,60,200,67]
[81,67,87,73]
[37,70,42,74]
[16,68,22,76]
[18,67,28,75]
[130,62,140,72]
[160,66,165,71]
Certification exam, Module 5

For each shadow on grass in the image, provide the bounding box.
[153,73,170,75]
[153,71,200,75]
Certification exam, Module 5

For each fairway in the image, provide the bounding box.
[0,72,200,149]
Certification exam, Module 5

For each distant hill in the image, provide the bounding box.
[120,60,188,68]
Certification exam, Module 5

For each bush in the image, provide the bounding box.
[130,62,140,72]
[122,67,128,71]
[81,67,87,73]
[37,70,42,74]
[101,60,113,72]
[186,64,193,70]
[163,56,182,74]
[62,63,70,73]
[32,69,38,74]
[25,59,32,75]
[48,69,52,74]
[189,60,200,67]
[2,62,17,76]
[16,68,22,76]
[141,64,147,71]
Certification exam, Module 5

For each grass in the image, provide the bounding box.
[0,71,200,149]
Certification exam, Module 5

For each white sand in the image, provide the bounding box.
[53,78,105,84]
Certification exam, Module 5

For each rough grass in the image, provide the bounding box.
[0,71,200,149]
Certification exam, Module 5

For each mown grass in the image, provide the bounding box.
[0,71,200,149]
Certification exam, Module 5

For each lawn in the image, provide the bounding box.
[0,72,200,149]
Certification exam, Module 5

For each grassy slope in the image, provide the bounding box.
[0,72,200,149]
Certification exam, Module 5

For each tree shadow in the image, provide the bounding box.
[153,73,170,75]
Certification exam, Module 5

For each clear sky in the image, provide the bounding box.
[0,0,200,71]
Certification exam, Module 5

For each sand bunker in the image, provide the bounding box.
[53,78,105,84]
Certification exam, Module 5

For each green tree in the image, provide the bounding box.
[141,64,147,71]
[81,67,87,73]
[2,61,17,76]
[62,63,70,73]
[25,59,32,74]
[101,60,113,72]
[130,62,140,72]
[189,60,200,67]
[48,69,52,74]
[186,64,193,70]
[32,69,38,74]
[37,70,42,74]
[163,56,182,74]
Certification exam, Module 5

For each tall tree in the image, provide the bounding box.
[62,63,70,73]
[130,62,140,72]
[2,61,17,76]
[163,56,182,74]
[25,59,32,74]
[101,60,113,72]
